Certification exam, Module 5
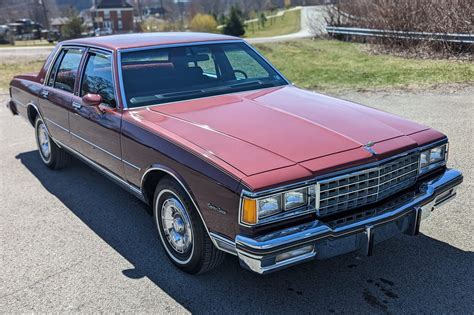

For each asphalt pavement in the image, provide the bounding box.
[0,87,473,313]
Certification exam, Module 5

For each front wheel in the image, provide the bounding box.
[153,177,225,274]
[35,117,70,169]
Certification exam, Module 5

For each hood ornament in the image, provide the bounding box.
[363,141,377,155]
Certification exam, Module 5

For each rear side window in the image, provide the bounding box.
[81,52,116,107]
[50,48,83,93]
[47,50,63,87]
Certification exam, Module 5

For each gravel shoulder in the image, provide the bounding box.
[0,87,472,313]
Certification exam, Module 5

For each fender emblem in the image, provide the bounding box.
[207,203,227,215]
[363,141,377,155]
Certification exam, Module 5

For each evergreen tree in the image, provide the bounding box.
[259,12,267,28]
[61,9,84,40]
[223,7,245,37]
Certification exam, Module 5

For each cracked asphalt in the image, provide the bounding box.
[0,87,472,313]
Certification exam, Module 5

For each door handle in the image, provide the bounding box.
[40,90,49,99]
[72,101,82,110]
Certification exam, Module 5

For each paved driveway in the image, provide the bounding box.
[247,6,326,44]
[0,87,472,313]
[0,45,53,59]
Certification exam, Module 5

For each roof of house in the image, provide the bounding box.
[61,32,240,50]
[95,0,133,9]
[50,17,69,26]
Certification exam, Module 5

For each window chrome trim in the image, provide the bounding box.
[43,45,63,87]
[118,39,244,53]
[43,44,114,87]
[239,138,448,227]
[116,39,290,110]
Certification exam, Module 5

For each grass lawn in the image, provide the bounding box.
[0,59,45,91]
[256,39,474,91]
[1,39,472,92]
[245,9,300,38]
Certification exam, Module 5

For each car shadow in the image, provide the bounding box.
[16,150,473,314]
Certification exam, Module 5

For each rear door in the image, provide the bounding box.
[69,48,124,177]
[39,47,84,145]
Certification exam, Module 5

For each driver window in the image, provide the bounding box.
[223,45,270,80]
[81,52,116,107]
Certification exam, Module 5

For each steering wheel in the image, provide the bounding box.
[233,70,248,80]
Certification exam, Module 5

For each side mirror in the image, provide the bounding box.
[82,93,102,107]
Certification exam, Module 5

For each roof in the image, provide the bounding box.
[95,0,133,9]
[61,32,240,50]
[50,17,69,26]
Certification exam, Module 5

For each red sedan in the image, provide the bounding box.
[7,33,463,274]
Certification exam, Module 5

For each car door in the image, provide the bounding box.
[69,48,124,178]
[39,47,84,145]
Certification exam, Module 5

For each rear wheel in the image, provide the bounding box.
[153,177,225,274]
[35,117,70,169]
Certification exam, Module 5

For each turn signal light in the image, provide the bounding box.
[242,198,257,225]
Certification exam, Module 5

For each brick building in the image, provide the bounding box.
[91,0,134,34]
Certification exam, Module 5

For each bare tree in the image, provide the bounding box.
[326,0,473,56]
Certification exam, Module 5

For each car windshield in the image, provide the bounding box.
[120,42,287,108]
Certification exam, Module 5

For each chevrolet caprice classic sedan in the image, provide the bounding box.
[7,33,463,274]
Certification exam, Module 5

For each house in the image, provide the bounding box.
[91,0,134,34]
[50,17,70,34]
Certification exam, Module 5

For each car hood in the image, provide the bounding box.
[141,86,430,176]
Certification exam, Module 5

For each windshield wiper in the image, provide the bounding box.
[149,81,279,104]
[201,80,276,94]
[229,80,267,89]
[156,89,205,99]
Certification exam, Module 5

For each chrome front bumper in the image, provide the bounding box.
[234,169,463,274]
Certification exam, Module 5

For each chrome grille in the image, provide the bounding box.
[317,152,420,216]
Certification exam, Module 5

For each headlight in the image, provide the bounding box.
[241,187,311,225]
[258,196,281,218]
[284,188,307,210]
[419,143,448,174]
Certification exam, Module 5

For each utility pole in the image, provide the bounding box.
[39,0,50,29]
[178,0,184,30]
[160,0,165,19]
[136,0,143,22]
